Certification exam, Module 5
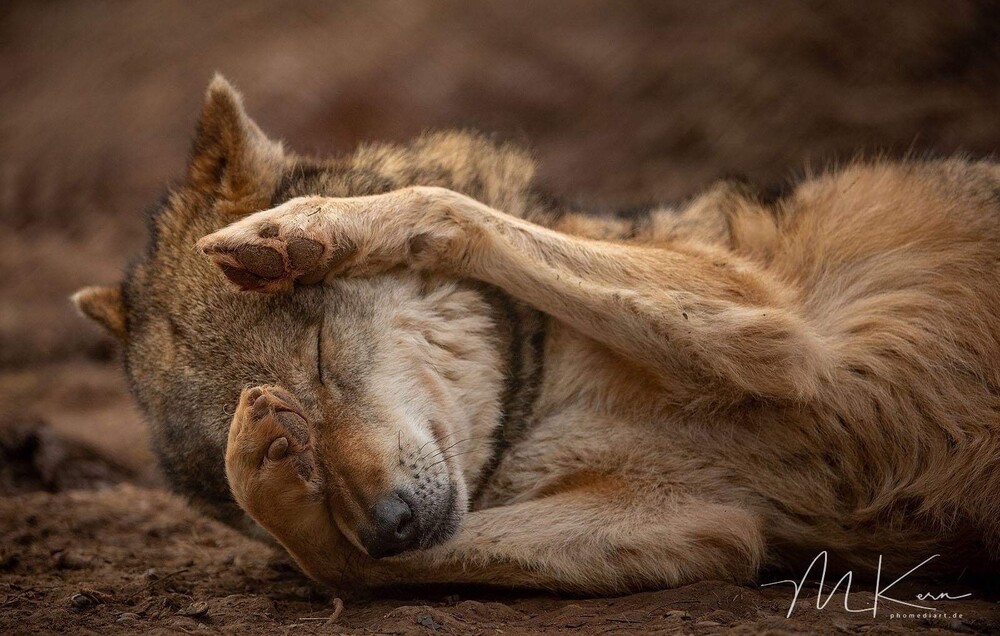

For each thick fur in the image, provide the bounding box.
[75,78,1000,593]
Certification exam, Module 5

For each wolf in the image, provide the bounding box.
[73,76,1000,593]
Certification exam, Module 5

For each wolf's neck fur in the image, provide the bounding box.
[468,283,547,508]
[464,188,628,505]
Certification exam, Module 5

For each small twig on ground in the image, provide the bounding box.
[297,597,345,625]
[329,597,345,623]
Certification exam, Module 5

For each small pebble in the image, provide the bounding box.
[177,601,209,618]
[293,585,313,599]
[70,591,101,609]
[416,613,442,630]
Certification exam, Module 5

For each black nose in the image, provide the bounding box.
[365,491,418,558]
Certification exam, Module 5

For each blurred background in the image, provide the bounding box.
[1,0,998,487]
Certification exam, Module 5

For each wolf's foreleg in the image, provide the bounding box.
[225,392,764,594]
[199,187,829,401]
[372,486,765,593]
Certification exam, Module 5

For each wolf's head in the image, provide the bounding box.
[72,77,543,557]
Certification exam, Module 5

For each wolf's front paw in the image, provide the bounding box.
[197,198,357,293]
[225,385,323,521]
[198,190,468,292]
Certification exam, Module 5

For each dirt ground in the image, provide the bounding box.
[2,2,999,633]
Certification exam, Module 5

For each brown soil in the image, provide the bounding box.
[2,2,999,633]
[1,472,998,635]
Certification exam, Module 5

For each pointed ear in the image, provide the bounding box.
[188,74,286,210]
[71,285,128,341]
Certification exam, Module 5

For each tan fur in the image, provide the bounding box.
[72,285,128,340]
[77,79,1000,594]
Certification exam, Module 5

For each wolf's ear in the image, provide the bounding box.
[71,285,127,341]
[188,75,285,208]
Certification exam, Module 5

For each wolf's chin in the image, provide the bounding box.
[418,484,462,550]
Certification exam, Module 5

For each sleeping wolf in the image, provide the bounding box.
[74,77,1000,592]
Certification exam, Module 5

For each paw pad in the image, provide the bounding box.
[199,227,334,292]
[234,244,285,279]
[266,436,289,461]
[286,237,325,270]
